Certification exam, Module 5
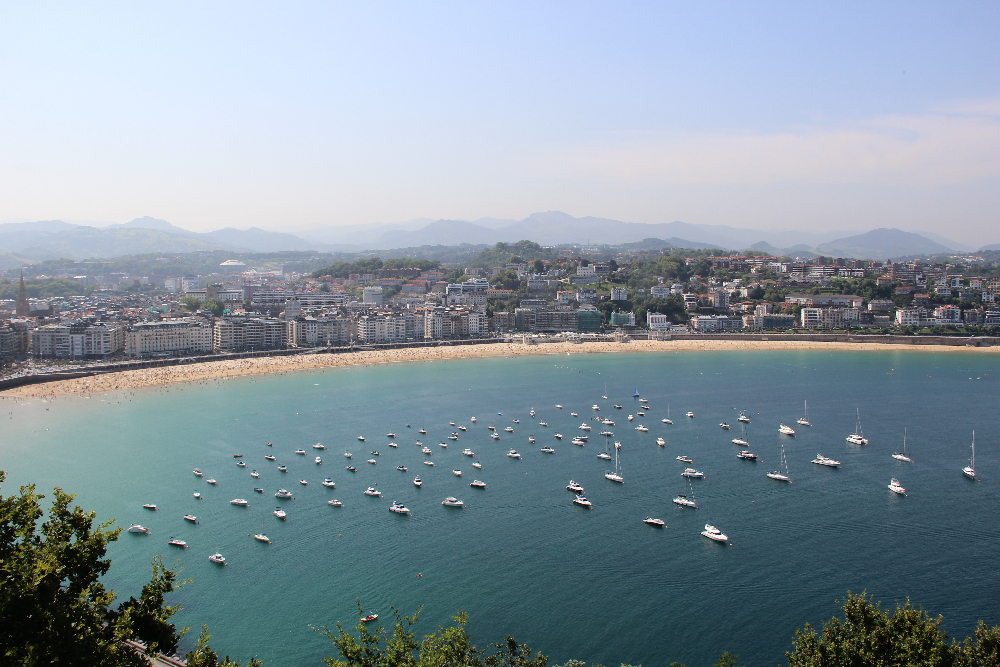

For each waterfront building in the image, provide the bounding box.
[576,307,602,332]
[647,312,670,329]
[31,322,125,360]
[214,318,286,351]
[125,318,213,357]
[610,311,635,327]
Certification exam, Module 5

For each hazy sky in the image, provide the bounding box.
[2,2,999,243]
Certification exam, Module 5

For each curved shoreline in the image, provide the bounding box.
[2,339,997,399]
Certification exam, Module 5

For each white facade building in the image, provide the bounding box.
[126,318,213,357]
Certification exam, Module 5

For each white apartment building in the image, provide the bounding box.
[363,286,384,305]
[650,285,671,298]
[214,318,286,351]
[647,312,671,329]
[31,323,125,359]
[610,287,628,301]
[125,318,213,357]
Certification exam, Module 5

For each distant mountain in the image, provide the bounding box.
[978,243,1000,252]
[202,227,318,252]
[815,228,952,260]
[109,216,199,238]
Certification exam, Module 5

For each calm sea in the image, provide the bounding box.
[2,349,998,666]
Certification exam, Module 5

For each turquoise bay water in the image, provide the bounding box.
[2,349,999,666]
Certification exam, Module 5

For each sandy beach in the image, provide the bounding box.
[2,339,996,399]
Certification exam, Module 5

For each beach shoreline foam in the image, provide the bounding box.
[2,339,997,399]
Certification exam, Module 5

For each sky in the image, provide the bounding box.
[1,2,999,244]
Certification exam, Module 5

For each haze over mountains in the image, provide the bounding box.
[0,212,990,265]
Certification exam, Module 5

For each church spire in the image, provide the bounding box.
[15,270,30,316]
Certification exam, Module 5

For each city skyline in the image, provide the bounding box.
[2,2,999,244]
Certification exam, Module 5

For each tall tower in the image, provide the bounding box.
[15,271,30,316]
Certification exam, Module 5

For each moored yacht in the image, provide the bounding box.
[573,494,593,508]
[208,553,226,565]
[738,411,751,423]
[797,400,812,426]
[656,437,666,446]
[277,465,287,472]
[315,456,322,464]
[463,448,475,456]
[528,436,536,443]
[507,448,522,459]
[719,422,730,430]
[193,492,202,499]
[254,533,271,544]
[184,514,198,523]
[672,494,698,508]
[736,450,757,460]
[344,452,352,458]
[472,461,482,469]
[812,454,841,467]
[294,449,306,455]
[681,468,705,478]
[888,478,907,495]
[422,446,433,454]
[643,517,666,527]
[313,443,326,450]
[963,432,976,480]
[127,524,150,534]
[676,455,693,463]
[168,538,188,548]
[236,460,247,467]
[275,489,293,498]
[193,468,203,476]
[143,504,158,511]
[893,427,913,462]
[442,497,464,507]
[230,498,249,506]
[846,408,868,445]
[452,469,462,476]
[364,487,381,496]
[566,480,585,493]
[554,433,563,439]
[686,411,695,418]
[322,478,336,487]
[328,499,343,507]
[396,465,408,472]
[274,507,286,520]
[701,524,728,542]
[264,455,276,461]
[779,424,796,436]
[389,501,410,515]
[540,445,556,453]
[470,480,487,488]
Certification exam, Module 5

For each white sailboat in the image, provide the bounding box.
[963,431,976,480]
[605,440,624,483]
[732,422,749,447]
[767,444,791,482]
[662,404,673,425]
[846,408,868,445]
[892,428,913,462]
[797,400,812,426]
[672,479,698,508]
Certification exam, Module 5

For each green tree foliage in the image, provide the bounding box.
[310,258,385,279]
[382,258,440,271]
[315,603,547,667]
[787,591,1000,667]
[0,471,183,665]
[180,295,202,311]
[202,298,226,316]
[0,277,87,299]
[533,259,545,274]
[490,270,522,291]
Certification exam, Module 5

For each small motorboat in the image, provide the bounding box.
[423,461,435,466]
[344,452,353,459]
[597,451,612,460]
[366,458,377,465]
[676,456,693,464]
[513,419,520,424]
[264,455,276,461]
[719,422,730,430]
[361,614,378,623]
[253,487,264,493]
[672,494,698,508]
[388,442,398,448]
[299,479,309,486]
[442,441,451,446]
[370,451,381,456]
[183,514,198,523]
[266,442,272,447]
[346,466,357,472]
[541,446,556,453]
[470,417,476,422]
[662,418,673,424]
[128,524,150,534]
[397,465,408,472]
[450,421,456,426]
[328,499,343,507]
[643,517,666,527]
[811,454,841,467]
[388,501,410,515]
[321,478,336,488]
[275,489,293,498]
[554,433,563,439]
[277,465,287,472]
[573,494,593,508]
[208,553,227,565]
[193,468,203,477]
[447,435,458,441]
[254,534,271,544]
[571,412,579,416]
[656,437,666,446]
[422,447,433,454]
[357,436,365,441]
[628,415,634,421]
[313,443,326,450]
[470,480,487,488]
[143,504,158,511]
[315,457,322,465]
[251,470,260,478]
[613,405,622,410]
[274,508,286,520]
[458,425,467,431]
[452,469,462,477]
[681,468,705,478]
[419,428,427,434]
[504,426,514,433]
[779,424,796,436]
[168,538,188,548]
[635,425,649,432]
[507,449,521,459]
[528,436,536,443]
[193,492,202,499]
[442,497,464,507]
[294,449,306,455]
[364,487,381,497]
[686,412,695,418]
[233,454,243,458]
[572,438,585,446]
[701,524,728,543]
[463,448,475,456]
[206,479,218,485]
[737,450,758,460]
[539,422,549,427]
[236,461,247,468]
[567,480,585,493]
[556,405,563,409]
[386,433,396,438]
[413,476,422,487]
[230,498,249,506]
